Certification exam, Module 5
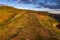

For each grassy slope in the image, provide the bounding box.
[0,6,60,40]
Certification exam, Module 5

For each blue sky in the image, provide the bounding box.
[0,0,46,11]
[0,0,57,8]
[0,0,58,8]
[0,0,38,8]
[0,0,60,14]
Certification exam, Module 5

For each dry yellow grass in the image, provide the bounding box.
[0,6,60,40]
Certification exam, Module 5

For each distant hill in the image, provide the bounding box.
[0,6,60,40]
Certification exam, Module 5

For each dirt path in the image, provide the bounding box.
[10,13,60,40]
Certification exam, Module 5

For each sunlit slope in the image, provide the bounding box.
[0,6,60,40]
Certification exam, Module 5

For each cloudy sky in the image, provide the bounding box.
[0,0,60,14]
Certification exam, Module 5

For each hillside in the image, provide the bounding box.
[0,6,60,40]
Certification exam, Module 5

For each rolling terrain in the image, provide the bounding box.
[0,6,60,40]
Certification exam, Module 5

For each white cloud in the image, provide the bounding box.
[48,9,60,14]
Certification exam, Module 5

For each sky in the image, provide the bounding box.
[0,0,60,14]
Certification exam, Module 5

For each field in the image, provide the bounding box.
[0,6,60,40]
